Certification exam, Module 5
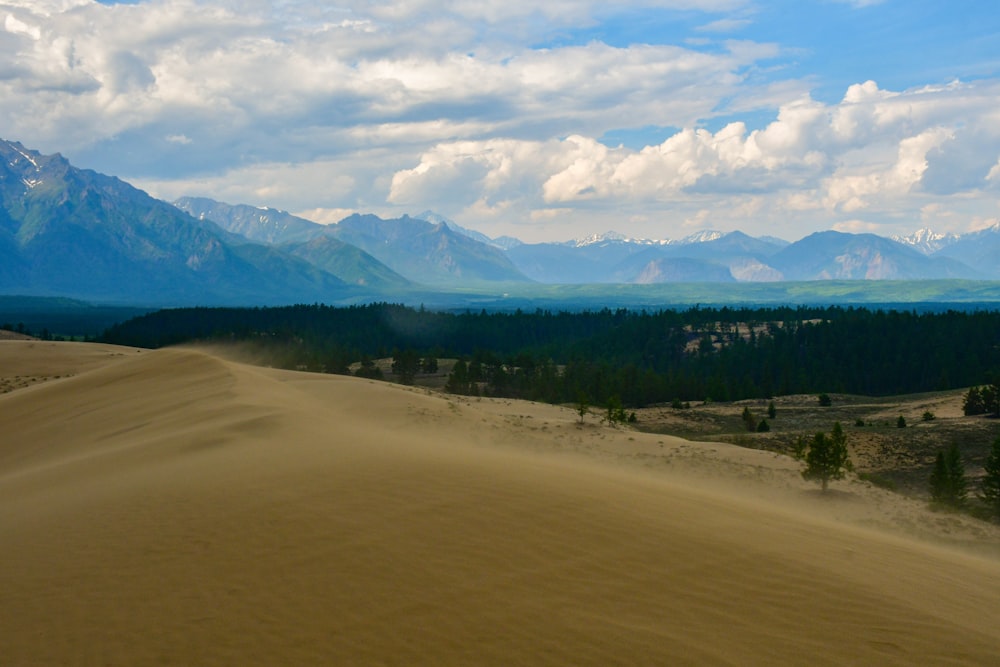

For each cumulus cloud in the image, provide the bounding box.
[0,0,998,241]
[388,79,1000,239]
[0,0,769,176]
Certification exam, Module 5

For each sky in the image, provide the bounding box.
[2,0,999,243]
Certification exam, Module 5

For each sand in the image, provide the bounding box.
[2,341,999,665]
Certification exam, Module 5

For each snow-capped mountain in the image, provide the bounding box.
[569,229,730,248]
[675,230,726,245]
[571,231,631,247]
[891,228,961,255]
[5,136,999,303]
[0,139,354,305]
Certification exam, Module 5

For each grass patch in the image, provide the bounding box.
[857,471,898,492]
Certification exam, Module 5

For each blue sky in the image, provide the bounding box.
[3,0,1000,242]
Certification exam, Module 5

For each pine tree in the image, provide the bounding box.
[979,437,1000,519]
[946,444,968,507]
[445,359,470,394]
[605,396,627,425]
[963,386,986,416]
[802,422,851,491]
[355,356,383,380]
[929,444,968,509]
[929,451,949,505]
[421,355,439,374]
[391,348,420,385]
[982,384,1000,417]
[576,393,590,424]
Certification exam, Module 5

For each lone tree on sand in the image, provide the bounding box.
[802,422,852,492]
[575,393,589,424]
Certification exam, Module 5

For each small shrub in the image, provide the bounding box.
[897,415,907,428]
[854,418,865,427]
[818,393,832,407]
[922,411,936,421]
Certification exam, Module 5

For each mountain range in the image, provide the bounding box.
[175,197,527,286]
[3,138,1000,306]
[0,141,354,305]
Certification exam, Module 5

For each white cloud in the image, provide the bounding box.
[831,219,883,234]
[696,18,751,33]
[987,159,1000,184]
[0,0,768,177]
[0,0,998,242]
[2,0,90,15]
[386,79,1000,240]
[294,207,357,225]
[822,127,954,212]
[4,13,41,39]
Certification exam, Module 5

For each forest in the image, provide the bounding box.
[99,303,1000,409]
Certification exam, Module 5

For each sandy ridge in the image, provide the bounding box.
[1,342,999,665]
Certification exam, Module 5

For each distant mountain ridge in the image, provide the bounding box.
[0,140,357,305]
[3,137,1000,309]
[333,213,530,285]
[174,197,411,288]
[768,231,979,280]
[174,199,1000,284]
[503,226,993,283]
[176,196,320,245]
[178,198,530,285]
[166,200,1000,285]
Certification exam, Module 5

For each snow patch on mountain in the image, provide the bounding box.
[677,230,725,245]
[891,228,960,254]
[572,231,630,247]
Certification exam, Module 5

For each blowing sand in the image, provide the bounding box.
[2,341,999,665]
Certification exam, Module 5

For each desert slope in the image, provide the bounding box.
[1,342,999,665]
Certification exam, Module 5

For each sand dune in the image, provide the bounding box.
[2,342,999,665]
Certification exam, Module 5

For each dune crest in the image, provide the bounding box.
[2,342,999,665]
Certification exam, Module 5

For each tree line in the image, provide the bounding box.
[101,303,1000,407]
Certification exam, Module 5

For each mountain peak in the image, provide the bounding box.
[573,231,630,247]
[415,210,505,248]
[891,227,960,254]
[0,138,69,190]
[676,230,725,245]
[0,142,357,304]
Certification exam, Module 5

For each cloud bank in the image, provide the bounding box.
[1,0,998,241]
